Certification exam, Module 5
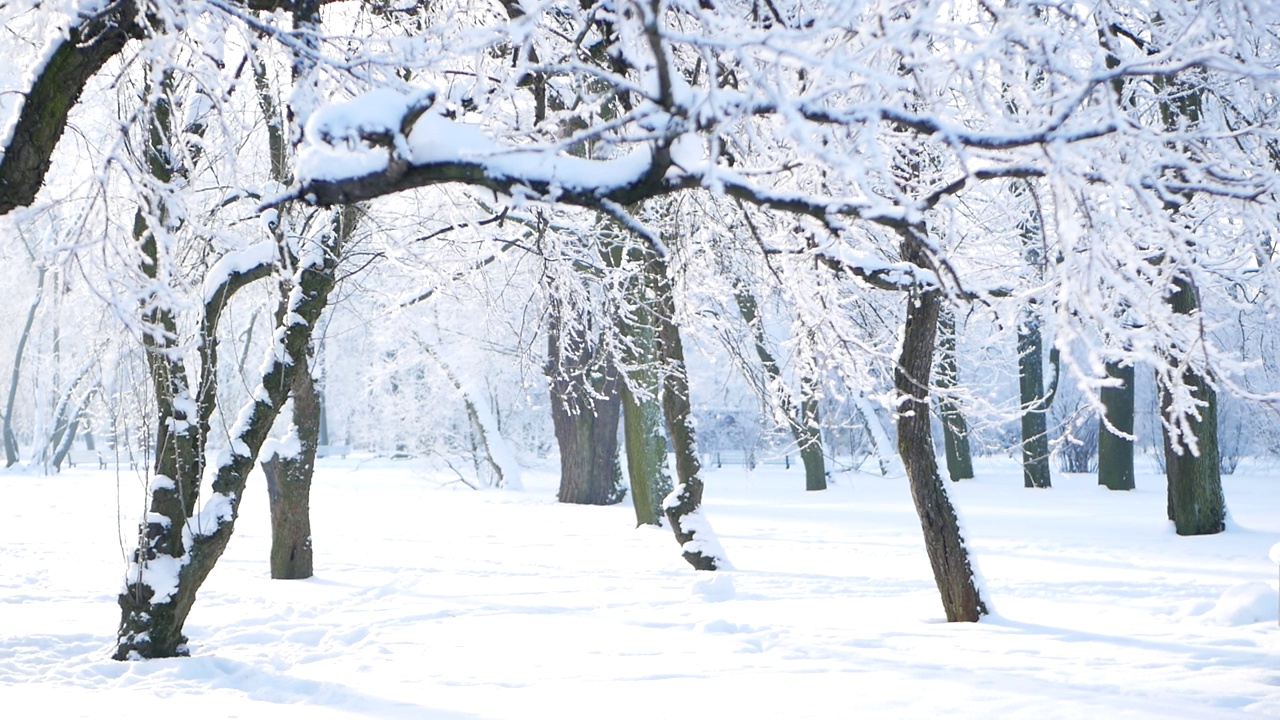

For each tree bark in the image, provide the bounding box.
[261,357,319,580]
[895,238,987,621]
[647,253,723,570]
[1159,275,1225,535]
[1018,311,1052,488]
[936,309,974,481]
[547,300,625,506]
[1098,359,1135,491]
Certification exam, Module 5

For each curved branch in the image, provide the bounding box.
[0,1,141,215]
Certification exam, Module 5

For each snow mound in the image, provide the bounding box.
[690,572,736,602]
[1205,582,1278,626]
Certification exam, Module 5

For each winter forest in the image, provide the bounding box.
[1,0,1279,715]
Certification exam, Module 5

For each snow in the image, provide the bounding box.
[296,89,654,195]
[2,456,1278,718]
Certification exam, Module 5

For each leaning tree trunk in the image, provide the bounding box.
[936,309,974,482]
[4,265,46,466]
[650,251,725,570]
[1159,275,1225,535]
[895,277,987,621]
[547,299,625,506]
[733,288,826,491]
[1098,359,1135,491]
[115,230,335,659]
[261,355,319,580]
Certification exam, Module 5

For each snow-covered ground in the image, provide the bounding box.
[1,456,1277,718]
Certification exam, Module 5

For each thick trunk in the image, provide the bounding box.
[261,360,319,580]
[896,281,987,622]
[1160,276,1225,535]
[1018,313,1052,488]
[621,382,671,526]
[1098,359,1135,491]
[547,301,624,506]
[936,310,974,481]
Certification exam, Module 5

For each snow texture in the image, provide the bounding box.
[3,456,1278,718]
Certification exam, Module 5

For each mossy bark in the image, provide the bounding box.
[936,310,974,482]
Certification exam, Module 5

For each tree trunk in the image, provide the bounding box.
[261,358,319,580]
[1160,275,1225,535]
[895,277,987,621]
[936,309,974,481]
[1098,359,1135,491]
[4,266,46,467]
[733,289,826,491]
[796,374,826,491]
[1018,312,1052,488]
[620,381,671,526]
[649,253,724,570]
[547,300,625,506]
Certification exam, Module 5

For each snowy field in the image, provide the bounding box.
[1,456,1277,718]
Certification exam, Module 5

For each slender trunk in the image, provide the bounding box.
[733,289,825,491]
[936,310,974,481]
[796,373,826,491]
[896,238,987,621]
[4,266,46,466]
[115,232,335,659]
[652,253,725,570]
[1098,359,1135,491]
[1159,275,1224,535]
[1018,312,1052,488]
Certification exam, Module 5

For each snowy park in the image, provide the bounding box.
[3,1,1280,716]
[2,456,1277,718]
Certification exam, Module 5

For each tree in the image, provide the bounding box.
[1098,360,1135,491]
[936,309,974,482]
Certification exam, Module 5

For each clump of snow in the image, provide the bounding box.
[1269,541,1280,565]
[1205,582,1278,626]
[690,572,736,602]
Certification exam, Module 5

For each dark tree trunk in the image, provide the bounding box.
[1018,312,1052,488]
[547,300,624,506]
[1160,275,1225,535]
[115,234,334,659]
[796,379,827,492]
[895,255,987,621]
[650,253,722,570]
[261,357,319,580]
[0,2,138,216]
[1098,359,1135,491]
[936,309,974,482]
